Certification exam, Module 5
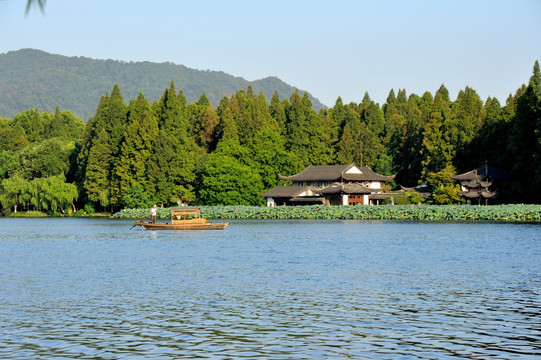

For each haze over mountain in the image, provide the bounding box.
[0,49,324,121]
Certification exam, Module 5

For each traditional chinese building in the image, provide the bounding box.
[450,163,513,205]
[262,164,395,206]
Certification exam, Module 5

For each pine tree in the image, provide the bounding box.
[285,90,310,162]
[270,91,287,135]
[450,86,485,169]
[113,93,158,206]
[84,128,112,208]
[215,97,240,145]
[507,60,541,203]
[47,106,68,138]
[336,123,356,164]
[420,89,454,179]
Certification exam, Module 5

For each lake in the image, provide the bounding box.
[1,218,540,359]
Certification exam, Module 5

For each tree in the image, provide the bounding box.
[506,61,541,203]
[114,93,158,206]
[245,131,301,190]
[199,141,265,205]
[270,91,287,135]
[420,87,454,179]
[336,123,356,164]
[199,154,264,205]
[425,165,462,204]
[26,175,78,214]
[13,138,71,179]
[157,81,187,139]
[450,86,485,169]
[214,98,240,145]
[11,109,45,143]
[0,176,28,213]
[147,130,201,206]
[393,92,431,186]
[46,105,68,139]
[84,129,112,208]
[122,183,152,209]
[48,174,78,213]
[197,104,219,150]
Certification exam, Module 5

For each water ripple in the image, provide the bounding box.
[1,219,540,359]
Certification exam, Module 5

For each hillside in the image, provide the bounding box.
[0,49,325,120]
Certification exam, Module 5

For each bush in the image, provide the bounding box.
[381,194,411,205]
[74,209,86,217]
[84,203,95,215]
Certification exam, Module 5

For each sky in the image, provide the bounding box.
[1,0,540,107]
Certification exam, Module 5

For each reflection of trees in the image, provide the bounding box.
[26,0,46,15]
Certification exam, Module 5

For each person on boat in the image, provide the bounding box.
[151,205,157,223]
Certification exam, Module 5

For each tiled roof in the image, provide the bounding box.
[450,164,513,181]
[280,164,351,182]
[459,190,496,199]
[315,182,374,195]
[280,164,395,182]
[290,197,325,204]
[464,178,492,188]
[342,166,395,181]
[261,186,313,198]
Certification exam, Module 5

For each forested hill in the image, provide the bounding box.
[0,49,324,121]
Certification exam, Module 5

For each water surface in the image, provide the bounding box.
[1,218,540,359]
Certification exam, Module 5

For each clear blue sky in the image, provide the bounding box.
[1,0,540,107]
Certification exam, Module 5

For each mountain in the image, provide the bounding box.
[0,49,325,121]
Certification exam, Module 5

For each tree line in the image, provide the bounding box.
[1,61,540,214]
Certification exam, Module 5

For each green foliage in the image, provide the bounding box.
[121,183,152,209]
[2,59,541,208]
[199,150,265,206]
[0,49,324,120]
[0,175,28,213]
[83,203,95,215]
[74,209,87,217]
[424,165,462,204]
[406,191,426,204]
[10,211,47,218]
[84,128,111,207]
[112,204,541,223]
[0,174,78,214]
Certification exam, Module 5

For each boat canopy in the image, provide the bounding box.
[171,208,200,221]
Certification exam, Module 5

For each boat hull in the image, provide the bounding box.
[134,221,228,231]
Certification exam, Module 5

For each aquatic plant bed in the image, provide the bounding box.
[112,204,541,223]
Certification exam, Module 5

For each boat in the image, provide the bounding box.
[134,208,228,230]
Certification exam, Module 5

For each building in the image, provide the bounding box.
[450,163,513,205]
[262,164,395,206]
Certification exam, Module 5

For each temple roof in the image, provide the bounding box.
[280,164,395,182]
[450,163,513,181]
[400,183,431,193]
[290,197,325,204]
[464,177,493,188]
[459,190,497,199]
[315,182,374,195]
[261,186,313,198]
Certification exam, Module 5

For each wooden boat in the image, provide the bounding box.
[134,208,228,230]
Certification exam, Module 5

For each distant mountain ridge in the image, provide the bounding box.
[0,49,325,120]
